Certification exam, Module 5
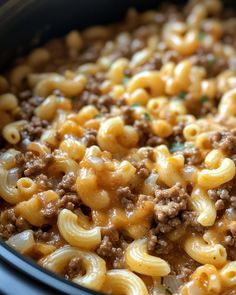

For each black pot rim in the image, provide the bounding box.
[0,240,102,295]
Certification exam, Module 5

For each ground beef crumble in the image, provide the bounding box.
[56,172,76,196]
[78,90,124,113]
[117,186,137,210]
[40,193,81,220]
[168,122,186,143]
[18,96,44,120]
[96,228,127,269]
[64,257,83,280]
[181,146,203,165]
[190,51,228,78]
[0,208,31,240]
[209,131,236,155]
[154,183,189,223]
[208,182,236,210]
[34,227,54,242]
[15,151,54,177]
[121,106,135,125]
[21,116,49,141]
[132,161,150,179]
[147,184,204,252]
[81,128,97,147]
[36,174,53,191]
[134,119,166,147]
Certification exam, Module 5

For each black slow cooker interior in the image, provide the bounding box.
[0,0,236,294]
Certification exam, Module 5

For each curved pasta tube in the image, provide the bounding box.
[127,71,165,96]
[162,60,192,95]
[0,93,18,111]
[34,74,87,97]
[57,209,101,250]
[198,158,235,189]
[111,160,136,187]
[101,269,148,295]
[0,166,21,204]
[218,88,236,117]
[2,120,27,144]
[59,138,86,161]
[27,141,51,156]
[130,48,153,69]
[165,29,199,55]
[28,73,60,88]
[125,239,170,276]
[191,264,221,294]
[190,186,216,226]
[108,58,129,84]
[97,117,138,154]
[155,145,185,187]
[220,261,236,287]
[40,246,106,291]
[15,190,59,226]
[0,149,24,204]
[35,95,71,121]
[184,236,227,267]
[66,30,83,51]
[48,152,80,177]
[16,177,37,199]
[28,48,51,68]
[76,167,110,210]
[10,65,31,87]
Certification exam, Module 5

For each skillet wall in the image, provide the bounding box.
[0,0,173,70]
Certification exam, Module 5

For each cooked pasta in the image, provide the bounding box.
[1,0,236,294]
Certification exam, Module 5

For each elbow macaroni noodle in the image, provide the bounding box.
[1,0,236,294]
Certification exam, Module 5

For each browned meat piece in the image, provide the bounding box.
[154,183,189,223]
[0,208,31,240]
[21,116,49,141]
[64,257,83,280]
[209,131,236,155]
[15,151,54,177]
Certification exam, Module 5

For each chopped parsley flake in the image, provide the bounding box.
[122,75,129,85]
[165,288,172,294]
[170,142,185,153]
[186,143,194,149]
[200,95,208,104]
[177,91,187,100]
[143,112,151,121]
[70,96,77,100]
[95,114,102,118]
[198,31,206,41]
[170,142,194,153]
[131,103,141,108]
[207,56,217,67]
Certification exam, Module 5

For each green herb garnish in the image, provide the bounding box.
[170,142,185,153]
[143,112,151,121]
[170,142,195,153]
[177,91,187,100]
[70,96,77,100]
[122,75,129,85]
[200,95,208,104]
[95,114,102,118]
[131,103,141,108]
[207,56,217,67]
[165,288,173,294]
[186,143,195,149]
[199,31,206,41]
